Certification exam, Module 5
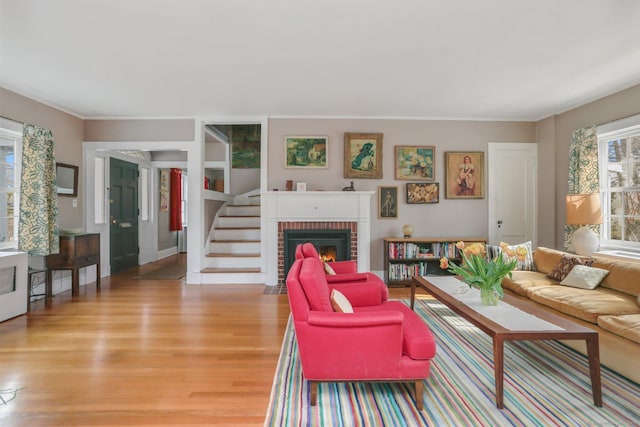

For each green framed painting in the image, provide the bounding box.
[395,145,435,180]
[285,136,328,168]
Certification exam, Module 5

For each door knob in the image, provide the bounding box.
[497,220,503,228]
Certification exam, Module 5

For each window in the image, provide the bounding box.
[598,120,640,250]
[0,128,21,249]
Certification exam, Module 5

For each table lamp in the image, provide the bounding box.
[566,193,603,256]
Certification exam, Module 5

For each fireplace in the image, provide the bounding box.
[263,191,374,286]
[283,229,351,279]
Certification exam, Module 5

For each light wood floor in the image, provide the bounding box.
[0,256,413,426]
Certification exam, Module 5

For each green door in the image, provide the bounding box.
[110,158,139,273]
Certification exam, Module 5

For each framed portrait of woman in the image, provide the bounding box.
[444,152,484,199]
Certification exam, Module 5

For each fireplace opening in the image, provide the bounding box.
[283,229,351,279]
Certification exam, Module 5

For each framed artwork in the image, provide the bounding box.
[445,151,485,199]
[378,186,398,219]
[296,182,307,191]
[406,182,439,204]
[395,145,435,180]
[285,136,328,168]
[344,132,383,179]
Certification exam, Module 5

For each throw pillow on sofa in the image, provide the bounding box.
[324,262,337,275]
[330,289,354,313]
[560,265,609,290]
[547,255,594,281]
[500,241,535,271]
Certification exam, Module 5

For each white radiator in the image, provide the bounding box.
[0,251,28,322]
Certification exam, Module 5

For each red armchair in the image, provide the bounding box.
[295,242,385,287]
[286,254,436,410]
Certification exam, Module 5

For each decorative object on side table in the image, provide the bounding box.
[440,241,517,305]
[402,224,413,238]
[565,193,603,256]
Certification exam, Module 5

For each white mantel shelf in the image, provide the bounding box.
[262,191,374,286]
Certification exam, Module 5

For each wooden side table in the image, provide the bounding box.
[46,233,100,297]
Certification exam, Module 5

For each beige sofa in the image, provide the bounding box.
[502,247,640,384]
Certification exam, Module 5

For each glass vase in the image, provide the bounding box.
[480,286,500,306]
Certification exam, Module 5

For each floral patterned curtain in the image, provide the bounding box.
[18,124,59,255]
[564,125,599,250]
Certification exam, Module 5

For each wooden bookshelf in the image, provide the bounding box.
[383,237,486,287]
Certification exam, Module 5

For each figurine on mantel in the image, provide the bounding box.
[342,181,356,191]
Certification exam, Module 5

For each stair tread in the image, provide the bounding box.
[207,253,260,258]
[211,239,260,243]
[201,268,261,273]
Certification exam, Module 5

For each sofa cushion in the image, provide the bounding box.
[560,265,609,290]
[502,271,558,297]
[546,255,594,281]
[597,314,640,345]
[533,247,578,275]
[356,301,436,360]
[330,289,353,313]
[526,286,640,324]
[299,258,333,312]
[501,241,535,271]
[591,257,640,297]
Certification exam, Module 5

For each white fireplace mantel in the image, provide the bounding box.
[262,191,374,286]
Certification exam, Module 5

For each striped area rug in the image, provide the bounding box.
[265,298,640,426]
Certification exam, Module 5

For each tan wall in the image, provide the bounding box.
[85,119,195,141]
[0,87,84,229]
[549,83,640,247]
[268,118,537,270]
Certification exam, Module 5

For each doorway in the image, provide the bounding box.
[488,143,538,245]
[110,158,140,273]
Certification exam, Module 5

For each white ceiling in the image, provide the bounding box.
[2,0,640,121]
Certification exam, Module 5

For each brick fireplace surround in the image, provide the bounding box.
[277,221,357,284]
[262,191,374,286]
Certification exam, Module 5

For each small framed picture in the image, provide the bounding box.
[395,146,435,180]
[445,152,484,199]
[285,136,328,168]
[406,182,439,204]
[378,186,398,219]
[296,182,307,191]
[344,132,383,179]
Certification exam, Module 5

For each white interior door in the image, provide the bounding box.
[488,143,538,245]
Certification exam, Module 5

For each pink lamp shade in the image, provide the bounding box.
[566,193,603,226]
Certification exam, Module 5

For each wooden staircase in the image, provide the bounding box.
[201,196,264,284]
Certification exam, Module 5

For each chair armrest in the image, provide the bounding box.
[308,310,404,328]
[325,272,369,283]
[327,260,358,274]
[329,281,387,306]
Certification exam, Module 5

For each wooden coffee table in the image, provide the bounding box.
[411,275,602,409]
